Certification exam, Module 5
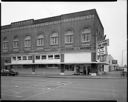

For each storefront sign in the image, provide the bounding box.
[98,39,109,48]
[97,47,107,55]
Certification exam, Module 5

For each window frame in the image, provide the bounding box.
[54,54,60,59]
[13,39,19,48]
[65,30,73,44]
[48,55,53,59]
[50,32,59,45]
[42,55,47,60]
[36,55,40,60]
[28,56,32,60]
[24,36,31,48]
[3,41,8,49]
[12,56,16,60]
[23,56,27,60]
[81,28,91,43]
[37,35,44,47]
[17,56,21,60]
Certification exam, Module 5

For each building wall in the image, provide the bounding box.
[1,17,94,53]
[1,9,104,66]
[104,55,118,72]
[104,65,110,72]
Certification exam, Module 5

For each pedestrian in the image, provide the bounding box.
[121,70,124,77]
[32,65,35,74]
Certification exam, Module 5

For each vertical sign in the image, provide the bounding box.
[96,39,109,62]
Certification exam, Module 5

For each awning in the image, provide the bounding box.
[4,61,109,66]
[60,62,109,65]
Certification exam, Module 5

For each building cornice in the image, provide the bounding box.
[1,15,94,33]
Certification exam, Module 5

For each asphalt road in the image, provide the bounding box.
[1,76,127,101]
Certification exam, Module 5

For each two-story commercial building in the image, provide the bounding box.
[1,9,108,75]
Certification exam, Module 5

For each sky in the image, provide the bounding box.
[1,1,127,66]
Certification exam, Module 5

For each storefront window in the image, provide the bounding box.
[28,56,32,60]
[48,55,53,59]
[54,55,60,59]
[23,56,27,60]
[36,55,40,60]
[42,55,46,59]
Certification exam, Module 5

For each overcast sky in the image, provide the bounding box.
[1,1,127,66]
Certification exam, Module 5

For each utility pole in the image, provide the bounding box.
[122,50,123,67]
[122,50,126,67]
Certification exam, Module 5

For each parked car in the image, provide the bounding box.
[1,68,18,76]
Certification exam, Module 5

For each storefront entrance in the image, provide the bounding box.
[73,64,91,75]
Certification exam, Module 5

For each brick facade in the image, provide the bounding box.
[1,9,104,66]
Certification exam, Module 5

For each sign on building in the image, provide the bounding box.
[112,60,117,64]
[96,39,109,62]
[97,47,106,55]
[98,39,109,49]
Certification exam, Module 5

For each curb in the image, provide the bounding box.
[17,74,126,79]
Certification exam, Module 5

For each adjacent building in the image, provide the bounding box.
[1,9,109,75]
[104,54,118,72]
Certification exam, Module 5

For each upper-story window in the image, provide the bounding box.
[3,37,8,49]
[81,28,91,42]
[13,36,19,48]
[50,32,58,45]
[24,36,31,48]
[65,30,73,44]
[37,34,44,47]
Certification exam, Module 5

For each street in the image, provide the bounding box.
[1,76,127,101]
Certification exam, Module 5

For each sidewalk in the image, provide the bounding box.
[17,72,126,79]
[18,74,126,79]
[14,68,127,79]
